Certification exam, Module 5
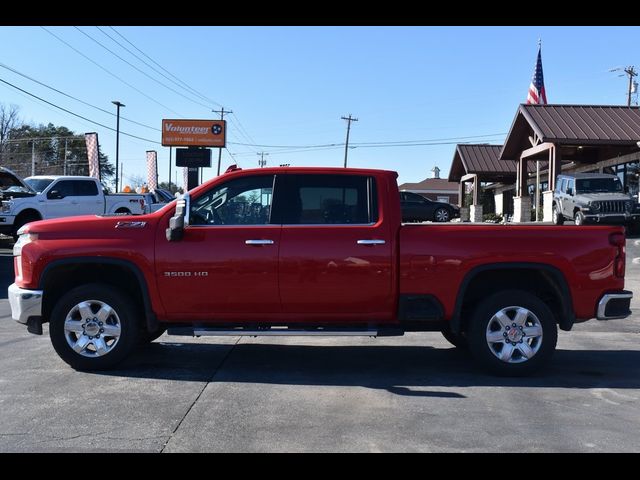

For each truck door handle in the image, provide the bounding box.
[357,239,386,245]
[245,239,274,245]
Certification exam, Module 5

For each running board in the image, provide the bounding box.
[167,327,384,337]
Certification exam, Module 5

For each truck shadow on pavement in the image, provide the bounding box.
[98,341,640,397]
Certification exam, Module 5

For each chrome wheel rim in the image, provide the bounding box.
[435,209,450,222]
[485,306,543,364]
[63,300,122,358]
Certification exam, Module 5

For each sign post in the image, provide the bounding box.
[162,119,226,189]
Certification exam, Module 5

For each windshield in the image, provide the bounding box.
[576,177,623,194]
[25,178,54,193]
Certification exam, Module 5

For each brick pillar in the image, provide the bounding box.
[513,196,531,223]
[543,190,554,222]
[470,204,483,223]
[494,192,504,215]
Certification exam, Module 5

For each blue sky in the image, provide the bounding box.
[1,26,639,188]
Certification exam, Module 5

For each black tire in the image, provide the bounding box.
[115,208,131,215]
[12,213,41,241]
[467,290,557,376]
[441,325,468,349]
[433,207,451,222]
[138,327,166,344]
[49,283,140,370]
[552,205,564,225]
[574,211,585,226]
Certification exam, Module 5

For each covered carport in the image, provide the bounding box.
[449,144,522,222]
[500,104,640,222]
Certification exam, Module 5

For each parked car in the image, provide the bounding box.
[400,190,460,222]
[0,175,146,239]
[8,166,631,376]
[552,173,640,227]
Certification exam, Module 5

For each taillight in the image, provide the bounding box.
[610,231,626,277]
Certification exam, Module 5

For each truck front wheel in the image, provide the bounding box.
[49,283,140,370]
[467,290,557,376]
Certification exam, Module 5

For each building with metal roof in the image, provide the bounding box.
[499,104,640,222]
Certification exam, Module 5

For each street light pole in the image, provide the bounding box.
[112,100,125,192]
[212,107,232,176]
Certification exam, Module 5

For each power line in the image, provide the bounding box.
[73,26,214,111]
[40,26,183,117]
[0,76,161,145]
[108,26,222,108]
[225,132,506,150]
[95,26,220,109]
[103,27,261,150]
[0,62,160,132]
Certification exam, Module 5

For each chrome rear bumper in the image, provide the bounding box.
[597,291,633,320]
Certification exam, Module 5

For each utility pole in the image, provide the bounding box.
[626,67,638,106]
[257,152,269,168]
[31,140,35,176]
[611,66,638,106]
[112,100,125,191]
[168,146,172,191]
[63,137,68,176]
[341,114,358,168]
[212,107,232,176]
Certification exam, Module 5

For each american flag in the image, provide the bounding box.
[526,44,547,105]
[84,132,100,180]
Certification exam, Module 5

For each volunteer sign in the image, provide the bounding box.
[162,119,226,147]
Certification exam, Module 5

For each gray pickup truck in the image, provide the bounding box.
[552,172,640,226]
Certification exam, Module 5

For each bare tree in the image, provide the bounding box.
[0,104,20,161]
[125,174,147,190]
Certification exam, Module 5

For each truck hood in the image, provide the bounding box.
[21,213,157,240]
[578,193,632,202]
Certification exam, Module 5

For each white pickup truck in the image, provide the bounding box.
[0,175,145,239]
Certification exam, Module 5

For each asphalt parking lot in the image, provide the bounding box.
[1,235,639,452]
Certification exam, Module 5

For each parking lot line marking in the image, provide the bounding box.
[632,258,640,264]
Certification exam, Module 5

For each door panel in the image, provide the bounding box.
[155,174,280,320]
[156,225,281,318]
[279,226,392,319]
[277,174,393,322]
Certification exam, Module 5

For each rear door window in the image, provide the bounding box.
[278,174,378,225]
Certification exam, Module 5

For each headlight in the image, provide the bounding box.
[625,201,633,213]
[13,232,38,257]
[1,200,13,213]
[590,201,600,211]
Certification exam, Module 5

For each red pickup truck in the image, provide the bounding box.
[8,166,633,376]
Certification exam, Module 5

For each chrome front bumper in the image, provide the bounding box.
[8,283,43,325]
[597,291,633,320]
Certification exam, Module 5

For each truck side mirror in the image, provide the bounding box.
[47,189,64,200]
[166,194,189,242]
[566,187,573,196]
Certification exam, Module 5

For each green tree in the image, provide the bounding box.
[0,120,115,182]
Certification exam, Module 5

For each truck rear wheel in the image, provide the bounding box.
[467,290,557,376]
[49,283,140,371]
